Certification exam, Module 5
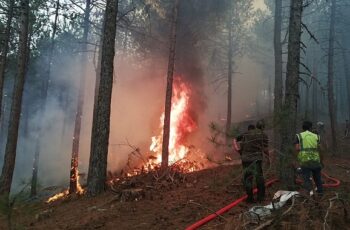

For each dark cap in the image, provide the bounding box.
[302,121,312,131]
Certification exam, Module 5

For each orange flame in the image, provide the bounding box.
[76,169,84,194]
[149,77,196,165]
[46,169,84,203]
[46,190,69,203]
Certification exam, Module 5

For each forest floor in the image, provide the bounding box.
[1,153,350,229]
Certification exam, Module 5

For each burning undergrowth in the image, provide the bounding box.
[45,170,84,203]
[46,77,210,203]
[104,77,211,202]
[111,77,209,177]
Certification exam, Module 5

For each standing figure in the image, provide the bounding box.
[240,121,268,203]
[295,121,324,196]
[234,124,255,155]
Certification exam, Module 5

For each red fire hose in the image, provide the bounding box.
[186,172,340,230]
[321,172,340,187]
[185,179,278,230]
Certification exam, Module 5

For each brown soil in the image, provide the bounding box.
[1,156,350,230]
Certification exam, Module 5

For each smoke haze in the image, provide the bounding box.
[1,0,272,193]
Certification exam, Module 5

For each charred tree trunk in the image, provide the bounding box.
[0,0,15,121]
[161,0,180,168]
[70,0,90,191]
[69,0,91,194]
[30,141,39,196]
[225,16,233,144]
[87,0,118,196]
[273,0,283,149]
[327,0,337,153]
[279,0,303,187]
[30,0,60,197]
[0,0,29,197]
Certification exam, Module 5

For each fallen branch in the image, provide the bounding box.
[323,193,339,230]
[282,195,296,216]
[335,164,350,170]
[253,219,274,230]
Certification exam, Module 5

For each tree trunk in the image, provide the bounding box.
[161,0,180,168]
[312,62,318,123]
[269,76,272,115]
[30,0,60,197]
[225,14,233,144]
[0,0,15,121]
[336,77,342,119]
[342,44,350,121]
[30,142,39,196]
[87,0,118,196]
[327,0,337,153]
[273,0,283,150]
[69,0,91,194]
[304,82,310,120]
[0,98,7,149]
[0,0,30,197]
[60,90,69,146]
[279,0,303,188]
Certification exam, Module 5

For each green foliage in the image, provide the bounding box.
[206,0,256,82]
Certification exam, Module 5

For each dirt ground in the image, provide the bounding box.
[1,155,350,230]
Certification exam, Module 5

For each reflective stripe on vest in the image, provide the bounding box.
[297,131,320,165]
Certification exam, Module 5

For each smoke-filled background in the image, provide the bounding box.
[0,0,272,192]
[5,0,347,192]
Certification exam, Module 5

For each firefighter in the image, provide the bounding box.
[233,124,255,155]
[240,120,268,203]
[295,121,324,196]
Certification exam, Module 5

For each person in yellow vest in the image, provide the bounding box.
[295,121,324,195]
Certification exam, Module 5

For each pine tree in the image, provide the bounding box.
[0,0,30,197]
[87,0,118,196]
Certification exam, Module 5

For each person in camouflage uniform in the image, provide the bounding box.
[240,120,268,203]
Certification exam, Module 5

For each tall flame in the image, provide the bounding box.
[150,77,196,164]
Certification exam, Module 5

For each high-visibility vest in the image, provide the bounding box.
[297,131,321,165]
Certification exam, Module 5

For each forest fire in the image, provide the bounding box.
[46,190,69,203]
[48,78,201,202]
[46,170,84,203]
[145,77,200,171]
[120,77,203,178]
